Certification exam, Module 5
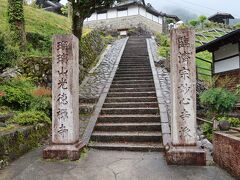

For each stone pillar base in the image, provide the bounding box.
[166,146,206,166]
[43,141,84,161]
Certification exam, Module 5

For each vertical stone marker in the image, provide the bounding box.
[43,35,82,160]
[166,28,206,166]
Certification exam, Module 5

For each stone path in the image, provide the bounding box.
[0,149,234,180]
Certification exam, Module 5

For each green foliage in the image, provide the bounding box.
[10,111,51,125]
[26,32,51,56]
[0,77,35,110]
[235,84,240,100]
[155,33,170,58]
[188,19,199,27]
[234,23,240,29]
[201,123,213,141]
[0,34,19,72]
[217,116,240,127]
[198,15,207,29]
[200,88,237,116]
[30,96,51,116]
[80,30,105,70]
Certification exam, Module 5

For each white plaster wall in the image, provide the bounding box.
[128,5,138,16]
[88,13,97,21]
[139,7,146,17]
[117,10,128,17]
[146,12,153,20]
[97,13,107,20]
[108,9,117,19]
[214,56,240,73]
[158,16,163,24]
[153,15,158,23]
[214,43,239,60]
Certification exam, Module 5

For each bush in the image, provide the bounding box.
[201,122,213,141]
[200,88,237,116]
[30,96,51,116]
[10,111,51,125]
[217,116,240,127]
[0,77,35,110]
[0,32,20,72]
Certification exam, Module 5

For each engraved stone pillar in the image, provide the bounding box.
[166,28,206,166]
[43,35,82,160]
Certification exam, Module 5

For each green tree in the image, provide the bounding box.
[198,15,207,29]
[188,19,199,28]
[7,0,26,50]
[234,23,240,29]
[69,0,117,41]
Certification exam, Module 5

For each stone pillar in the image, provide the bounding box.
[166,28,206,166]
[43,35,82,160]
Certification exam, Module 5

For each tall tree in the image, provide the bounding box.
[198,15,207,29]
[69,0,116,41]
[8,0,26,50]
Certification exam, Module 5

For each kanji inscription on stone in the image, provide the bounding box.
[52,35,79,144]
[170,29,197,146]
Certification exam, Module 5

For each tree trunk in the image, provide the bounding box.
[71,6,84,41]
[8,0,26,50]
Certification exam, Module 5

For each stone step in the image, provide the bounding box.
[95,122,161,131]
[92,131,162,143]
[101,108,159,115]
[110,83,155,88]
[98,114,160,123]
[116,69,152,74]
[109,87,155,92]
[117,67,151,71]
[91,131,162,143]
[118,64,151,67]
[113,76,153,81]
[89,142,164,152]
[103,102,158,108]
[114,73,153,77]
[112,80,154,85]
[121,55,149,58]
[105,97,157,103]
[107,92,156,97]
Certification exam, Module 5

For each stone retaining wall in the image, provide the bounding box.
[0,124,50,169]
[213,131,240,178]
[84,15,162,34]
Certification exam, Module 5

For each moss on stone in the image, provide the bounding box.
[0,123,50,169]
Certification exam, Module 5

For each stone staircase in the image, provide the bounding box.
[89,36,164,151]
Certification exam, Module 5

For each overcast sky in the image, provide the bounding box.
[60,0,240,19]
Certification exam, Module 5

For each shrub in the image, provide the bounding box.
[201,122,213,141]
[0,77,35,110]
[217,117,240,127]
[30,96,51,116]
[200,88,237,116]
[0,32,20,72]
[32,87,51,97]
[10,111,51,125]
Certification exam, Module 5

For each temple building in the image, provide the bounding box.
[196,29,240,91]
[83,0,180,34]
[208,12,235,25]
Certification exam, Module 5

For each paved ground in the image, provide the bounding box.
[0,148,234,180]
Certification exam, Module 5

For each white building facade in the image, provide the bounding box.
[84,2,167,34]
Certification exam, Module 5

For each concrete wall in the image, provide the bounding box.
[84,15,163,34]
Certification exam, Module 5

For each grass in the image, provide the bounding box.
[0,0,70,36]
[0,0,90,37]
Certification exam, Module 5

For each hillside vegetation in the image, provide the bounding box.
[0,0,71,36]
